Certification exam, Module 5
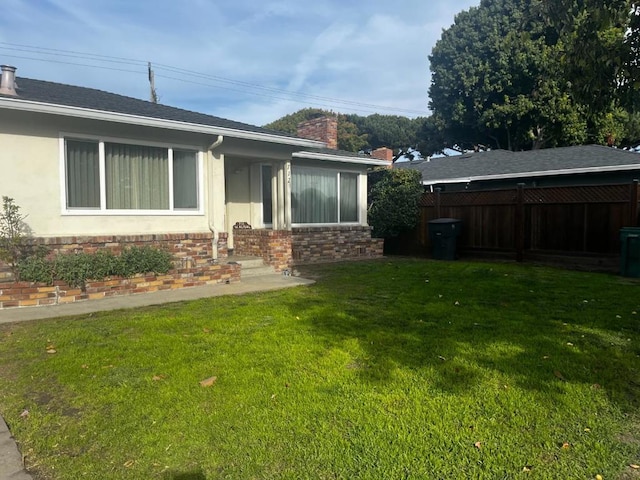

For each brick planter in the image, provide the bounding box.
[0,262,240,309]
[0,232,240,309]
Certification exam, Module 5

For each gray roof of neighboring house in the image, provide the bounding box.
[397,145,640,185]
[4,76,297,139]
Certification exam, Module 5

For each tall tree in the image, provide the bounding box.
[427,0,638,152]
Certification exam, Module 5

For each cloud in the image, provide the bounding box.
[0,0,480,125]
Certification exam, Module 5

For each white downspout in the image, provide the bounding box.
[208,135,224,260]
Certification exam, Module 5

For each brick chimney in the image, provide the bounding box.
[297,116,338,149]
[371,147,394,164]
[0,65,17,96]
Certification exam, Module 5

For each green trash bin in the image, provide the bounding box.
[620,227,640,278]
[428,218,462,260]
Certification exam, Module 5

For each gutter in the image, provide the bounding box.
[293,151,390,167]
[208,135,224,260]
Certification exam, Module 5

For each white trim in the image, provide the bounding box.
[1,97,325,148]
[293,151,389,166]
[421,164,640,185]
[59,133,205,216]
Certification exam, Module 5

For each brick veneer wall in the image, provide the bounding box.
[291,226,384,264]
[0,263,240,308]
[233,228,292,272]
[233,226,383,269]
[0,232,240,309]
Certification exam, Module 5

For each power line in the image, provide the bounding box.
[0,42,429,116]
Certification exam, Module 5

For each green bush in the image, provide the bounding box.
[18,246,174,288]
[367,168,423,238]
[17,252,54,285]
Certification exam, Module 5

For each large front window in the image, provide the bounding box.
[291,166,359,224]
[64,138,200,213]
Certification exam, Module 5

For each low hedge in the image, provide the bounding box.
[17,246,173,288]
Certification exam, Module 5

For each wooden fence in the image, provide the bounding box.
[393,181,639,268]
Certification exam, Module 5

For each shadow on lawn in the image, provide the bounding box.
[164,470,206,480]
[290,260,640,410]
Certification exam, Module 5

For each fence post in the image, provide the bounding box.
[435,187,442,218]
[515,183,525,262]
[631,180,639,227]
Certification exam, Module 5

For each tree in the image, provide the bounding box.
[537,0,640,113]
[263,109,367,152]
[427,0,638,152]
[265,110,426,153]
[367,169,423,238]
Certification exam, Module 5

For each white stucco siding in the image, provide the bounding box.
[0,110,226,237]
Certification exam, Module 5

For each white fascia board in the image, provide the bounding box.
[0,97,325,148]
[293,151,390,167]
[422,164,640,185]
[421,177,471,185]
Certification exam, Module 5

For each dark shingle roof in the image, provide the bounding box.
[397,145,640,184]
[6,77,298,139]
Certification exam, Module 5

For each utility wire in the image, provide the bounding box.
[0,42,429,116]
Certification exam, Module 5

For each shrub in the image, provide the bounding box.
[18,246,174,288]
[0,196,35,280]
[367,169,423,238]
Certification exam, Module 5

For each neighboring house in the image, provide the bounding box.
[0,65,386,275]
[397,145,640,191]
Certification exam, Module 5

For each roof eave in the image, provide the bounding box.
[0,97,325,148]
[293,151,389,166]
[422,164,640,185]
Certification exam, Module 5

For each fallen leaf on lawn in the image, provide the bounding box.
[616,315,622,319]
[595,475,603,480]
[202,328,211,333]
[522,465,533,472]
[152,375,165,381]
[630,464,640,469]
[561,442,571,449]
[543,355,550,359]
[123,460,135,468]
[46,349,56,354]
[199,376,217,387]
[584,427,591,432]
[554,370,566,381]
[20,409,29,418]
[271,394,277,400]
[474,441,482,449]
[566,342,574,346]
[454,301,460,306]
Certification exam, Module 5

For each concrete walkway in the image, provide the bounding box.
[0,274,314,479]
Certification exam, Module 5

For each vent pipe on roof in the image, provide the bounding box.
[0,65,17,96]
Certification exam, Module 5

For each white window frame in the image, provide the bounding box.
[290,165,362,227]
[59,133,204,216]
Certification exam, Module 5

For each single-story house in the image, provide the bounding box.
[0,64,386,279]
[397,145,640,191]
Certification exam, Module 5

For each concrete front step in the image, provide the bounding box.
[226,256,277,277]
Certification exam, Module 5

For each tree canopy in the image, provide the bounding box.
[428,0,640,152]
[263,109,425,154]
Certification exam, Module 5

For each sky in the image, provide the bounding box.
[0,0,479,126]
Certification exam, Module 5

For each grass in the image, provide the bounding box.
[0,258,639,479]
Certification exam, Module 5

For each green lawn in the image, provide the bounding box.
[0,259,639,479]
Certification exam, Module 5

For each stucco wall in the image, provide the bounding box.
[0,110,226,237]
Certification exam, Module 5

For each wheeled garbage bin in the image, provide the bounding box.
[620,227,640,278]
[428,218,462,260]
